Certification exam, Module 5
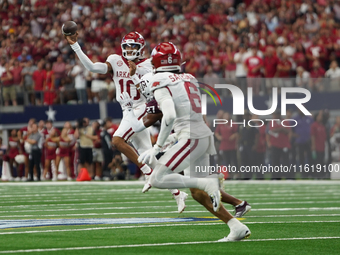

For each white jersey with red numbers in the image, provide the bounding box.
[106,54,152,109]
[150,72,213,139]
[105,54,153,158]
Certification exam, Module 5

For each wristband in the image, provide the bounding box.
[131,74,141,85]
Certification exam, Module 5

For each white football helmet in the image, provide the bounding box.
[121,32,145,61]
[139,73,154,102]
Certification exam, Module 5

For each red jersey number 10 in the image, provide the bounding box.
[119,79,140,100]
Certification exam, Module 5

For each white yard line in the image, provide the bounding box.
[0,205,189,213]
[0,197,338,209]
[0,211,205,217]
[0,201,174,208]
[0,222,224,235]
[0,236,339,253]
[0,189,170,197]
[1,180,340,186]
[2,207,340,218]
[246,214,340,218]
[3,187,319,194]
[0,196,171,204]
[2,189,339,198]
[2,201,340,214]
[0,221,340,235]
[1,194,339,203]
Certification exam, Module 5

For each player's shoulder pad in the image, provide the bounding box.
[137,58,153,73]
[106,54,122,63]
[137,58,152,66]
[150,72,198,92]
[149,72,173,92]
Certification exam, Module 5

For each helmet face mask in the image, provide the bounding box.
[122,42,144,60]
[121,32,145,60]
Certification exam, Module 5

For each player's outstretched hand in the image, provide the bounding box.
[120,91,133,109]
[64,32,79,45]
[128,60,137,76]
[138,144,161,164]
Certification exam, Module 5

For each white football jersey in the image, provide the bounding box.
[150,72,213,139]
[106,54,152,109]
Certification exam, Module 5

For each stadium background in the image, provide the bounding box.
[0,1,340,254]
[1,0,340,180]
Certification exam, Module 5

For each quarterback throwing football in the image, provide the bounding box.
[64,31,187,212]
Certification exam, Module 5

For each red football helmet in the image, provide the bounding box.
[121,32,145,60]
[151,42,181,72]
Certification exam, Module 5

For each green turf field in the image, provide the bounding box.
[0,180,340,254]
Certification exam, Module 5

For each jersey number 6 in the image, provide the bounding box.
[184,82,201,113]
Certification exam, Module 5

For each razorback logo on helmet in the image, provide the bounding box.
[121,32,146,60]
[151,42,182,72]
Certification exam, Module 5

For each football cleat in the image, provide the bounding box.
[234,201,251,218]
[142,183,151,193]
[218,224,251,242]
[142,171,153,193]
[204,176,221,212]
[209,189,222,212]
[174,191,188,213]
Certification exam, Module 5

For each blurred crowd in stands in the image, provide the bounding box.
[2,0,340,106]
[0,117,139,181]
[1,108,340,181]
[211,108,340,179]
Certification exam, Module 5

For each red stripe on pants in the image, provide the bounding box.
[165,139,190,169]
[171,139,199,171]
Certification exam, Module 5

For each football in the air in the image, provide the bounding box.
[62,21,77,36]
